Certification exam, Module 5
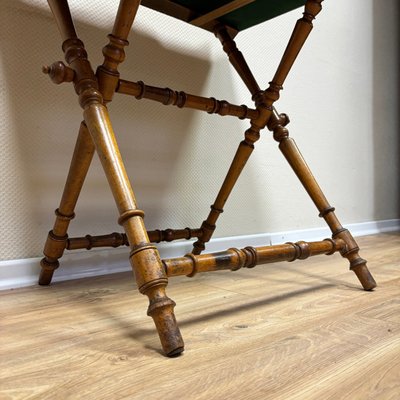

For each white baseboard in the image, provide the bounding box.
[1,219,399,291]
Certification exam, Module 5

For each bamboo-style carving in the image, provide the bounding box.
[214,24,260,96]
[166,238,346,277]
[194,1,325,256]
[262,0,324,107]
[39,122,95,285]
[44,0,184,357]
[97,0,141,103]
[117,79,259,120]
[40,0,377,357]
[267,110,376,290]
[192,123,261,255]
[192,25,268,255]
[66,227,203,250]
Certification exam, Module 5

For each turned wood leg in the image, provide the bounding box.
[191,26,267,255]
[195,2,327,256]
[269,112,376,290]
[45,0,184,356]
[39,122,95,285]
[192,124,261,255]
[97,2,184,355]
[84,104,184,356]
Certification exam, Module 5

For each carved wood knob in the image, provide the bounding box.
[42,61,75,84]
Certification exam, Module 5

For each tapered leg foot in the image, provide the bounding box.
[333,228,377,291]
[46,0,183,356]
[271,118,377,291]
[147,286,184,356]
[84,102,185,356]
[351,262,377,291]
[38,123,95,286]
[38,258,58,285]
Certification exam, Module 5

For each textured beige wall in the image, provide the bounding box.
[0,0,399,261]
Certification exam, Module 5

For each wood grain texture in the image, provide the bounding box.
[1,233,399,400]
[40,0,378,356]
[43,0,184,356]
[189,0,256,27]
[116,79,259,120]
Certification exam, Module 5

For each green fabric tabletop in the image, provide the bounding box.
[174,0,306,31]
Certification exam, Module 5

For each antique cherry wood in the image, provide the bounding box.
[40,0,376,356]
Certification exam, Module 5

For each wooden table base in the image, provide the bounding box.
[39,0,376,356]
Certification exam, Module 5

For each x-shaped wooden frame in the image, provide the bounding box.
[40,0,376,356]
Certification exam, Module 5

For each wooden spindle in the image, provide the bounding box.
[47,0,77,42]
[97,0,141,102]
[41,1,101,285]
[214,24,261,96]
[112,0,141,39]
[117,79,258,120]
[66,227,203,250]
[84,103,184,356]
[268,110,376,291]
[191,26,272,255]
[192,123,261,254]
[39,122,95,285]
[263,0,324,106]
[44,0,185,356]
[165,238,346,277]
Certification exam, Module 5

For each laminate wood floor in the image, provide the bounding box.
[1,233,399,400]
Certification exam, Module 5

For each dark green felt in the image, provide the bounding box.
[174,0,306,31]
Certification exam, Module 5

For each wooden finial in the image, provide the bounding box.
[42,61,75,84]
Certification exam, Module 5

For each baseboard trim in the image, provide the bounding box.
[1,218,399,291]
